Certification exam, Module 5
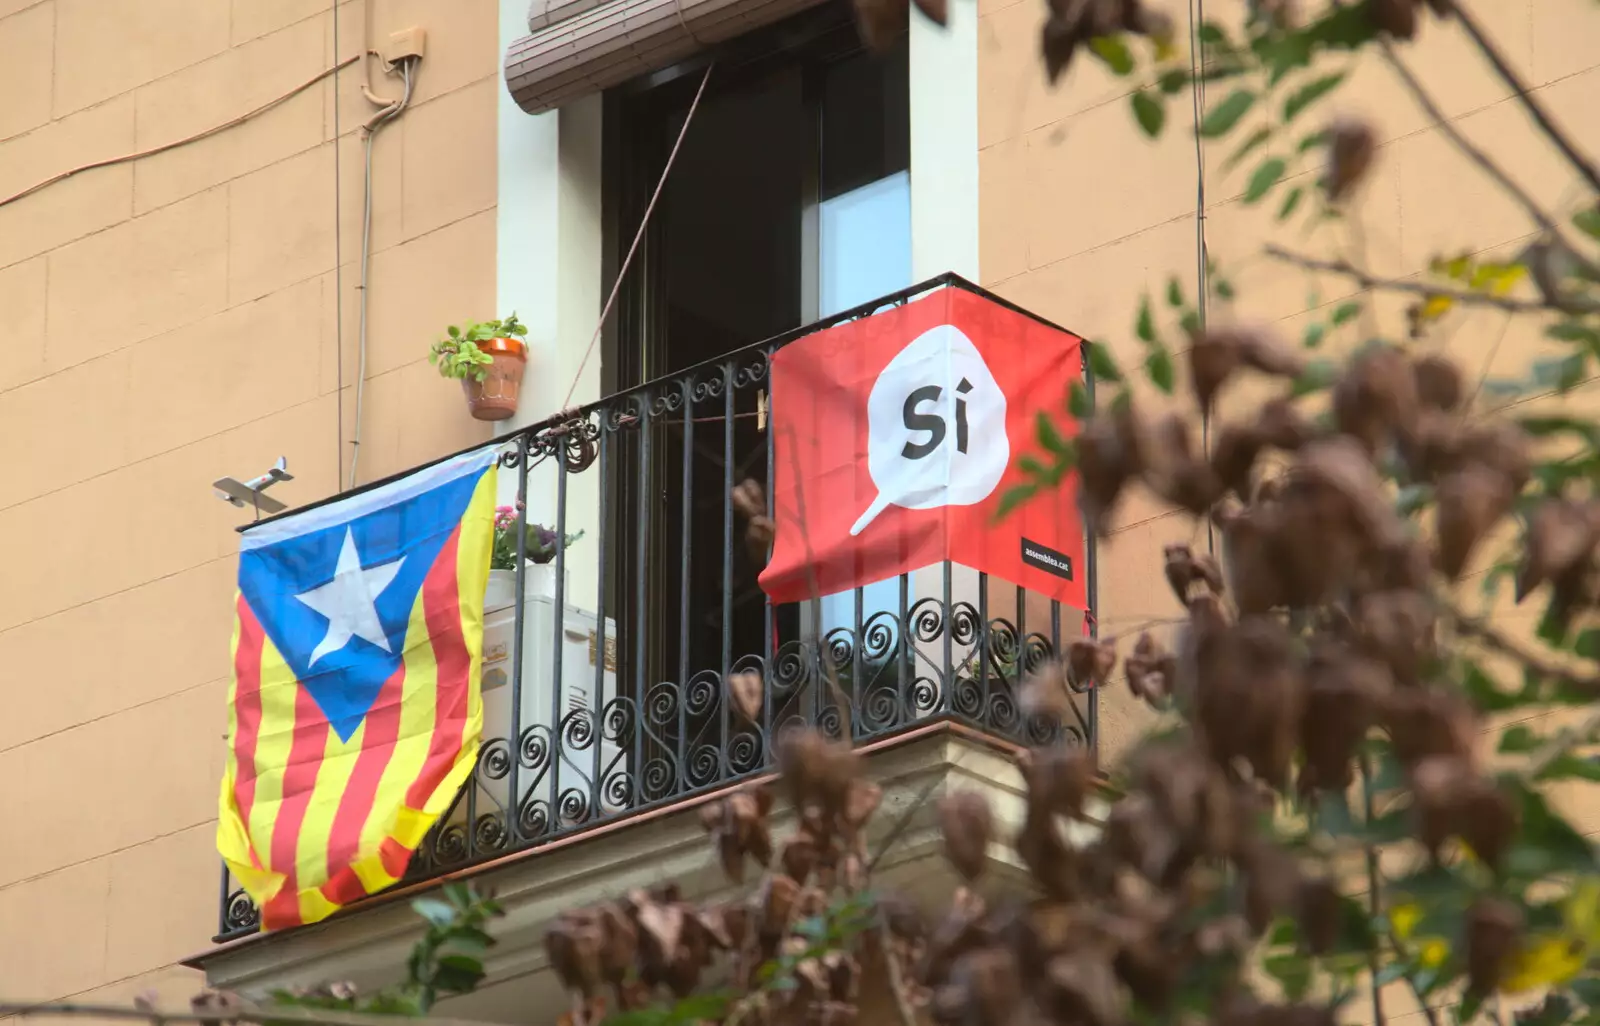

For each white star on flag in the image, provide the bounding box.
[294,527,406,667]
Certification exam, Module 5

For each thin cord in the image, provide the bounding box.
[333,0,346,492]
[348,57,415,490]
[559,61,715,412]
[0,56,359,211]
[1187,0,1215,557]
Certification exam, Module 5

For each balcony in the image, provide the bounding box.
[194,275,1100,1009]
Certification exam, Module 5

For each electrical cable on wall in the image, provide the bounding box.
[0,56,359,211]
[1187,0,1215,558]
[347,55,417,491]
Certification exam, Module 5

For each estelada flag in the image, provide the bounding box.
[760,287,1087,608]
[218,447,497,930]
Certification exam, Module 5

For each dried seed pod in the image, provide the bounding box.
[853,0,909,51]
[932,947,1023,1026]
[1384,689,1475,768]
[938,792,994,882]
[1465,897,1524,995]
[1038,950,1125,1026]
[1067,637,1119,689]
[1257,397,1316,450]
[546,910,609,996]
[1326,118,1378,201]
[776,727,859,817]
[698,786,775,882]
[1435,465,1516,579]
[1354,589,1436,686]
[1413,353,1464,411]
[1017,743,1097,819]
[1300,649,1390,793]
[1371,0,1418,40]
[912,0,947,26]
[1294,878,1343,955]
[1192,615,1306,791]
[1238,329,1304,379]
[1164,543,1226,602]
[1124,631,1177,708]
[1409,755,1517,865]
[1211,423,1267,498]
[1333,345,1418,450]
[1517,498,1600,601]
[727,670,764,726]
[1189,330,1244,410]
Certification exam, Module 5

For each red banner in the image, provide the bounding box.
[759,287,1087,608]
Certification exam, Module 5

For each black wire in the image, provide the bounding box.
[1188,0,1216,557]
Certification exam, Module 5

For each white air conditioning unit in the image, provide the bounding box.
[439,569,626,851]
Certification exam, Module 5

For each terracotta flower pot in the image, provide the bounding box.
[462,337,527,421]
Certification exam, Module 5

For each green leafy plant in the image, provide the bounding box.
[492,503,583,571]
[266,882,504,1016]
[429,313,529,382]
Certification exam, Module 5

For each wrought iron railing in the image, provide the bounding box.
[216,274,1098,939]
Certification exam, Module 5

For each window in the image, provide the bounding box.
[602,2,910,700]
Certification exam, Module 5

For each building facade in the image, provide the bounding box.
[0,0,1595,1020]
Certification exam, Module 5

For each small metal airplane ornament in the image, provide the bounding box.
[214,457,294,519]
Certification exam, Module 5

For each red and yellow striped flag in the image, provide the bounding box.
[217,448,497,930]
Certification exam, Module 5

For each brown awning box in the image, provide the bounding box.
[505,0,824,114]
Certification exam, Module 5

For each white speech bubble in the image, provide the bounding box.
[850,324,1009,536]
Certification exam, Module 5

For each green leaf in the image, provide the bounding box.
[1223,125,1274,173]
[1165,277,1184,310]
[412,898,457,927]
[1504,778,1596,877]
[1461,659,1522,712]
[1088,35,1135,76]
[1145,349,1175,394]
[1086,342,1123,383]
[1574,205,1600,240]
[1532,353,1589,392]
[1278,185,1304,220]
[1200,89,1257,137]
[1158,69,1189,95]
[1035,410,1072,457]
[1282,72,1346,122]
[1196,22,1228,45]
[1291,358,1338,397]
[1136,295,1157,342]
[1067,380,1092,418]
[1213,276,1236,300]
[1245,157,1288,203]
[1297,129,1331,154]
[1330,895,1376,955]
[1303,321,1326,349]
[447,325,460,338]
[1579,627,1600,661]
[1500,724,1541,753]
[1536,753,1600,783]
[1331,301,1361,326]
[1131,90,1165,137]
[995,482,1036,520]
[1018,455,1047,477]
[1263,954,1313,1001]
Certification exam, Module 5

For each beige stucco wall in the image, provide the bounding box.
[0,0,501,1005]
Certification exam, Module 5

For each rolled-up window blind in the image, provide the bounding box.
[505,0,829,114]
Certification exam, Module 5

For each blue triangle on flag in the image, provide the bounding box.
[239,468,486,742]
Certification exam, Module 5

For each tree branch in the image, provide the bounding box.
[0,1004,473,1026]
[1378,40,1557,233]
[1262,245,1595,314]
[1439,601,1600,699]
[1451,4,1600,198]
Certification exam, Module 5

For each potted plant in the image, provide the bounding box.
[429,313,529,421]
[483,503,585,612]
